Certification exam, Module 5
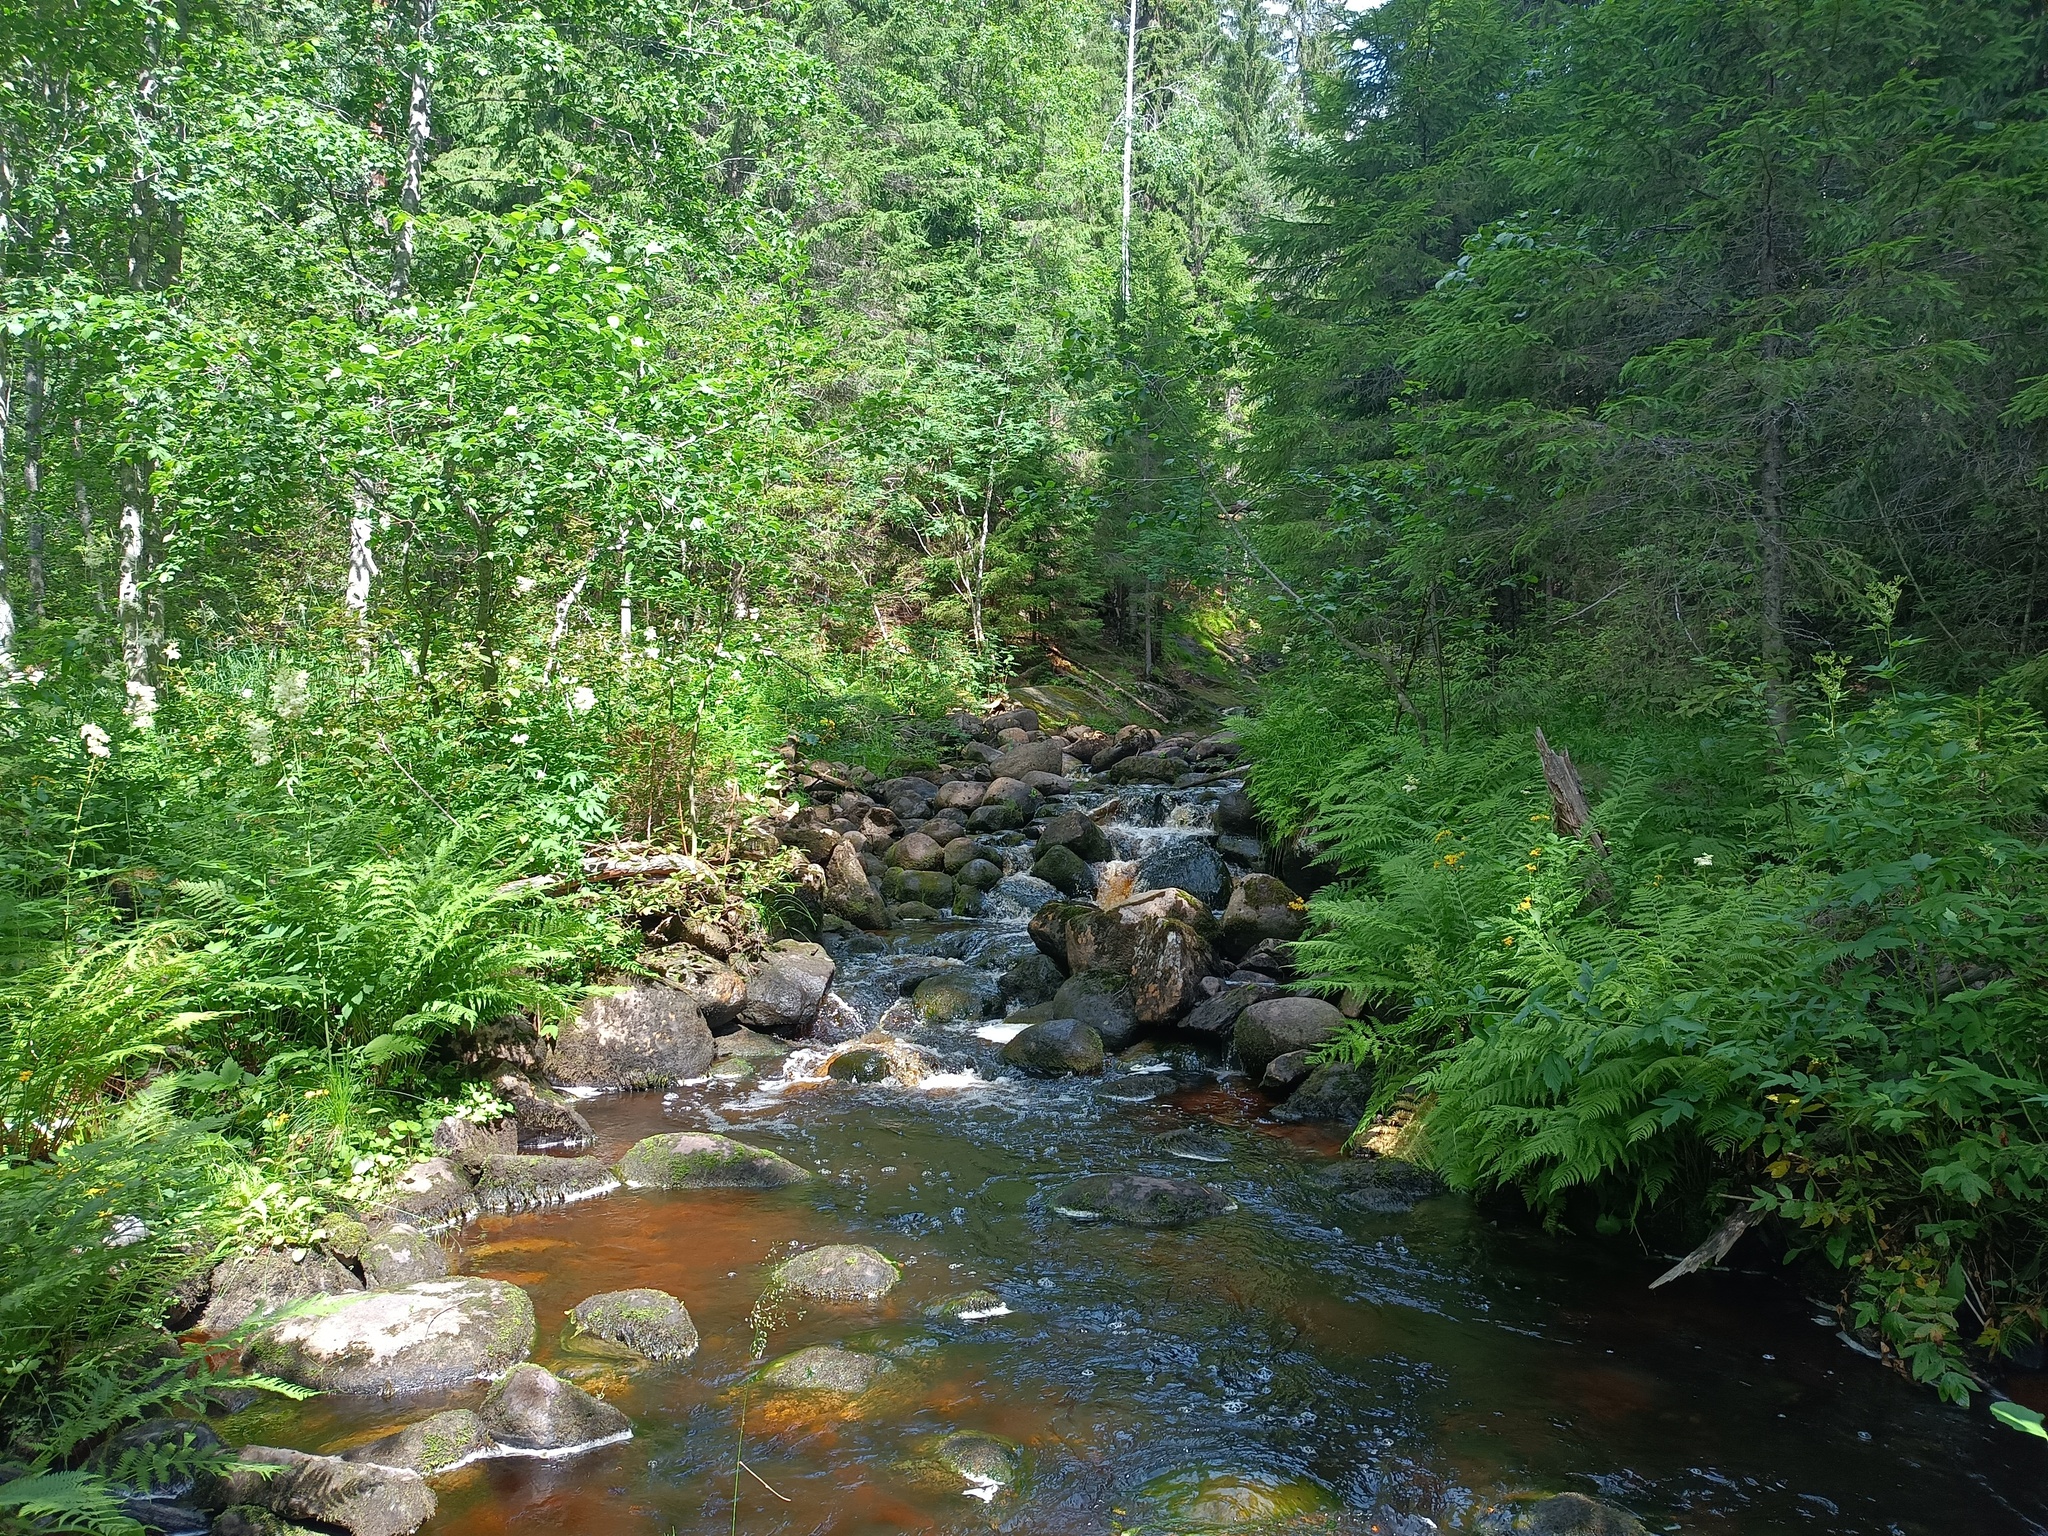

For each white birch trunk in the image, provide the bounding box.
[118,457,154,724]
[0,347,14,670]
[1120,0,1139,316]
[388,0,436,300]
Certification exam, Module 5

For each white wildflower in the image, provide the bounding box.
[269,669,310,720]
[125,680,157,729]
[80,723,111,758]
[515,576,536,594]
[511,732,530,746]
[246,716,275,766]
[163,641,182,662]
[570,686,597,713]
[1694,853,1714,867]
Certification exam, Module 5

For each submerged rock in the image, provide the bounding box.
[1140,1468,1339,1529]
[934,1430,1023,1489]
[615,1132,809,1189]
[546,984,712,1089]
[1327,1156,1448,1215]
[1485,1493,1648,1536]
[199,1250,363,1335]
[480,1363,632,1452]
[246,1278,535,1395]
[205,1447,435,1536]
[756,1344,890,1395]
[564,1288,699,1361]
[1051,1174,1235,1228]
[1155,1127,1233,1163]
[341,1409,495,1477]
[922,1289,1010,1322]
[474,1153,620,1212]
[826,1047,893,1082]
[1002,1018,1105,1077]
[771,1243,901,1301]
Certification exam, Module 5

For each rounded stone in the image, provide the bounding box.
[955,858,1005,891]
[479,1363,631,1451]
[1001,1018,1104,1077]
[1510,1493,1649,1535]
[1051,1174,1236,1228]
[1141,1468,1340,1528]
[564,1288,699,1361]
[706,1056,756,1083]
[546,984,712,1089]
[341,1408,494,1476]
[199,1250,363,1335]
[1048,971,1140,1051]
[935,1430,1022,1487]
[922,1288,1010,1322]
[1234,996,1346,1079]
[756,1344,890,1395]
[911,974,987,1024]
[245,1278,536,1395]
[615,1132,810,1189]
[1030,843,1093,897]
[827,1047,893,1083]
[360,1226,451,1290]
[771,1244,900,1301]
[1156,1128,1233,1164]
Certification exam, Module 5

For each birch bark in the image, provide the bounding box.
[388,0,436,299]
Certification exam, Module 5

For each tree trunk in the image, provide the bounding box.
[1535,727,1609,856]
[0,342,14,669]
[346,476,380,667]
[73,419,107,617]
[1758,405,1791,743]
[117,457,153,723]
[20,344,45,622]
[1119,0,1138,317]
[388,0,436,300]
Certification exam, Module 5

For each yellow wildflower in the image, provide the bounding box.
[1517,896,1533,911]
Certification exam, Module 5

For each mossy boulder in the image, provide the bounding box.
[479,1364,631,1452]
[911,973,987,1024]
[341,1409,495,1477]
[563,1288,699,1361]
[377,1157,478,1231]
[883,867,955,906]
[360,1226,450,1290]
[614,1132,809,1190]
[755,1344,890,1395]
[1051,1174,1236,1228]
[1001,1018,1104,1077]
[205,1448,435,1536]
[1029,842,1093,897]
[199,1250,363,1335]
[770,1244,900,1301]
[245,1277,536,1395]
[826,1047,892,1083]
[473,1154,620,1213]
[934,1430,1023,1489]
[1219,873,1308,959]
[922,1289,1010,1322]
[1035,811,1113,864]
[1140,1468,1339,1529]
[1048,971,1140,1051]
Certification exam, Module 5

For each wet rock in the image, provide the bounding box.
[935,1430,1022,1488]
[1324,1157,1446,1215]
[377,1157,478,1232]
[1133,839,1229,906]
[922,1289,1010,1321]
[1260,1049,1313,1093]
[738,941,836,1034]
[826,1047,893,1082]
[615,1132,809,1189]
[1274,1062,1374,1126]
[1036,810,1113,863]
[911,973,987,1023]
[999,951,1065,1008]
[199,1250,363,1335]
[1052,1175,1235,1228]
[823,839,888,930]
[492,1073,596,1150]
[1214,833,1264,866]
[342,1410,494,1476]
[1029,842,1092,897]
[883,867,955,906]
[360,1226,450,1290]
[1089,725,1157,772]
[93,1418,223,1499]
[954,857,1004,891]
[1234,996,1345,1079]
[1487,1493,1648,1535]
[480,1364,631,1452]
[757,1345,890,1395]
[1064,901,1216,1024]
[1213,789,1258,835]
[990,738,1064,779]
[984,873,1061,916]
[1181,981,1279,1038]
[429,1114,516,1170]
[1028,900,1093,964]
[205,1447,434,1536]
[212,1509,323,1536]
[890,900,942,922]
[246,1277,535,1395]
[1048,971,1140,1051]
[474,1154,620,1213]
[1001,1018,1105,1077]
[714,1025,790,1061]
[1236,938,1295,981]
[940,836,987,872]
[1021,770,1072,794]
[548,987,716,1097]
[118,1497,211,1533]
[884,831,946,871]
[707,1056,755,1083]
[771,1243,901,1302]
[1140,1468,1338,1528]
[1219,873,1307,959]
[1156,1127,1233,1163]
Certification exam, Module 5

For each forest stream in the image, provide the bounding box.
[207,769,2048,1536]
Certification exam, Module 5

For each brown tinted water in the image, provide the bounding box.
[217,777,2048,1534]
[219,1070,2048,1535]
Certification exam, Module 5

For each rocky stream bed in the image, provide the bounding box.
[125,710,2048,1536]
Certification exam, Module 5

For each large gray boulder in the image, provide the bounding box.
[1002,1018,1105,1076]
[546,985,712,1089]
[204,1448,434,1536]
[360,1226,450,1289]
[1064,894,1216,1023]
[491,1072,595,1150]
[990,738,1064,779]
[480,1364,631,1452]
[1036,811,1113,864]
[199,1250,362,1335]
[1051,1175,1236,1228]
[884,831,946,870]
[771,1244,900,1301]
[1030,843,1093,897]
[756,1345,890,1395]
[823,839,888,930]
[245,1277,535,1394]
[1181,981,1279,1039]
[1274,1062,1374,1127]
[564,1288,699,1360]
[429,1114,516,1169]
[739,941,836,1033]
[1133,838,1229,906]
[1234,996,1345,1079]
[614,1132,809,1189]
[342,1410,495,1477]
[1219,873,1308,959]
[1048,972,1139,1051]
[474,1153,620,1213]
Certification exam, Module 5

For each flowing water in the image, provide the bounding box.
[222,779,2048,1535]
